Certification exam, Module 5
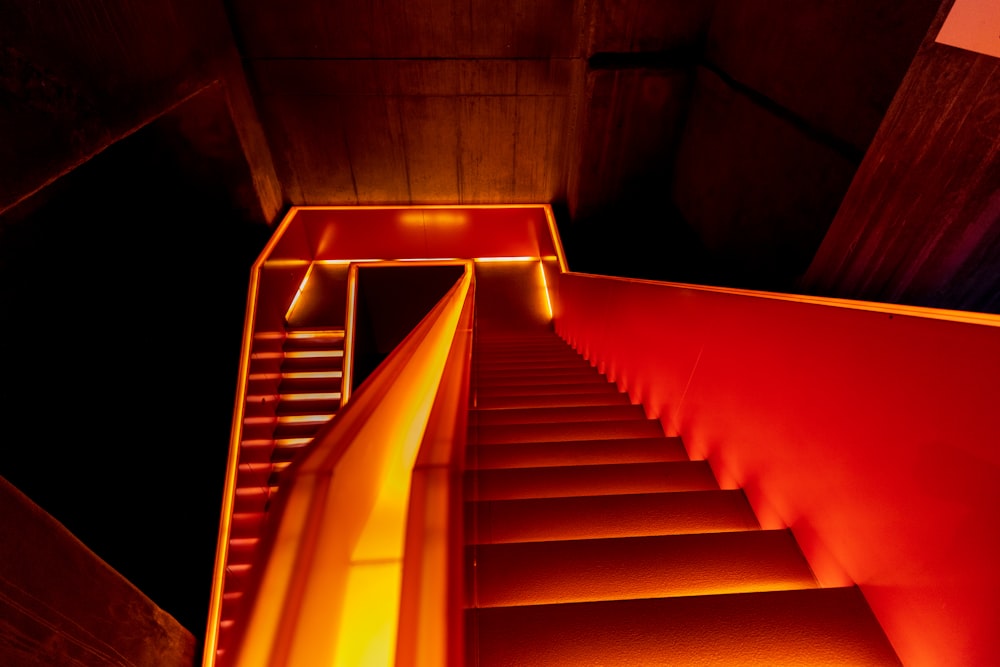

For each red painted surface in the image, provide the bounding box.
[553,272,1000,667]
[268,206,556,261]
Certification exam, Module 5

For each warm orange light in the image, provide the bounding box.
[279,392,342,401]
[262,259,311,267]
[230,265,473,667]
[286,330,345,341]
[474,256,537,263]
[282,371,342,380]
[341,265,359,407]
[283,350,343,359]
[539,261,554,320]
[542,205,569,272]
[284,262,315,323]
[398,211,468,225]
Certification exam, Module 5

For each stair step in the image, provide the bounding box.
[471,419,663,445]
[280,351,343,372]
[475,366,599,381]
[474,354,587,367]
[466,489,760,544]
[465,460,718,501]
[470,404,646,426]
[474,391,631,410]
[466,587,901,666]
[226,536,261,563]
[475,337,574,349]
[274,396,342,415]
[474,373,608,388]
[467,436,687,470]
[278,372,344,394]
[469,530,815,608]
[233,486,275,514]
[282,330,344,351]
[272,420,331,440]
[475,381,622,399]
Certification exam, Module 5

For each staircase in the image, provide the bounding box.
[216,328,345,661]
[464,330,901,665]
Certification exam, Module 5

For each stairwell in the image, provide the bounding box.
[216,328,345,662]
[464,329,902,665]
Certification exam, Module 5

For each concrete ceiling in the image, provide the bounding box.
[221,0,941,291]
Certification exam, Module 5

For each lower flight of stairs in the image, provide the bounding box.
[215,328,345,661]
[464,330,901,666]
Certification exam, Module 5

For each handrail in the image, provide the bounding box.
[395,270,474,667]
[229,261,474,667]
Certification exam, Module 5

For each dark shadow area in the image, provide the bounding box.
[555,200,717,286]
[351,264,465,391]
[0,96,272,648]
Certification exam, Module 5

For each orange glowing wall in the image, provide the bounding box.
[552,272,1000,667]
[266,206,561,263]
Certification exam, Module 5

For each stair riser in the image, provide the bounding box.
[280,356,343,372]
[474,359,590,371]
[465,461,718,501]
[467,437,687,470]
[471,419,663,445]
[475,384,623,400]
[467,490,760,544]
[466,587,902,666]
[473,365,607,386]
[475,374,609,388]
[475,392,631,410]
[470,404,647,426]
[468,530,816,608]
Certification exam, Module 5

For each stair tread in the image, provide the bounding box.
[475,366,600,378]
[467,436,687,469]
[470,404,646,426]
[469,530,816,608]
[466,587,902,666]
[474,355,588,367]
[472,419,664,445]
[465,460,718,501]
[475,392,631,410]
[475,382,622,398]
[467,489,759,544]
[474,373,609,387]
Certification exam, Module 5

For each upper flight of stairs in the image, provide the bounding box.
[464,330,902,666]
[216,328,345,662]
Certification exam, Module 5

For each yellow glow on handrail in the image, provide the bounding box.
[231,263,473,667]
[539,261,554,320]
[284,262,315,324]
[341,265,359,408]
[543,204,569,272]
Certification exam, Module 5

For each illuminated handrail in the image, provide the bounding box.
[228,261,474,667]
[395,271,474,667]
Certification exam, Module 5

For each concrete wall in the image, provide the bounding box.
[0,475,195,666]
[669,0,941,289]
[0,0,281,222]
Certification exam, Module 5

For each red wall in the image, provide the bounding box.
[553,272,1000,667]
